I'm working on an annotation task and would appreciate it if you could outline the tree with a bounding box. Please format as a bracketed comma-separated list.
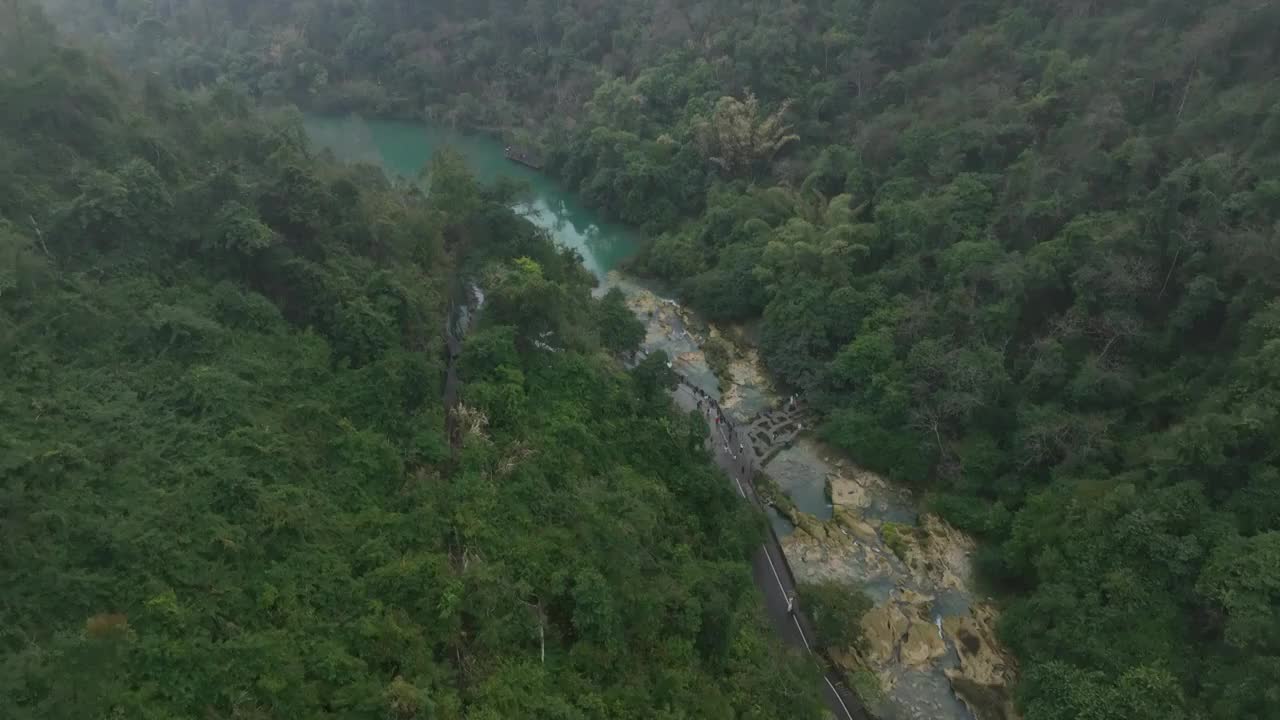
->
[696, 93, 799, 179]
[595, 286, 644, 356]
[1196, 532, 1280, 652]
[797, 580, 873, 654]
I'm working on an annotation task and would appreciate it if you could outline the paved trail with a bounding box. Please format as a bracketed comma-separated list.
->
[674, 382, 868, 720]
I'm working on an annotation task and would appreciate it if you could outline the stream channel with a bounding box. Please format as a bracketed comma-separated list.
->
[306, 113, 1013, 720]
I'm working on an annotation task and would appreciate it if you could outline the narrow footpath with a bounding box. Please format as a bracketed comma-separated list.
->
[442, 299, 464, 451]
[672, 379, 869, 720]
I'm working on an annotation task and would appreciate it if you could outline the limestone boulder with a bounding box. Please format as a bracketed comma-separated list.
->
[792, 510, 836, 543]
[828, 647, 861, 675]
[676, 350, 704, 368]
[942, 603, 1021, 720]
[834, 508, 879, 544]
[897, 588, 934, 607]
[901, 618, 948, 668]
[891, 513, 976, 593]
[859, 601, 910, 666]
[828, 473, 872, 510]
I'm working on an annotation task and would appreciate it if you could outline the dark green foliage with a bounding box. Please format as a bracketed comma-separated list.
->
[0, 12, 824, 720]
[702, 336, 734, 388]
[30, 0, 1280, 717]
[797, 581, 874, 654]
[595, 287, 645, 357]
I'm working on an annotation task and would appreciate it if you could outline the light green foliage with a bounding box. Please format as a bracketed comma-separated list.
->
[210, 200, 275, 255]
[848, 667, 886, 708]
[696, 93, 799, 178]
[1196, 532, 1280, 651]
[880, 522, 911, 562]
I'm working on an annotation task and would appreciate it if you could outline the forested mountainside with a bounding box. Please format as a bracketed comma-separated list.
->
[0, 7, 826, 718]
[30, 1, 1280, 718]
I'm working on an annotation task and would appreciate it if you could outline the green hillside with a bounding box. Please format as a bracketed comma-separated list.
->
[19, 0, 1280, 717]
[0, 7, 823, 718]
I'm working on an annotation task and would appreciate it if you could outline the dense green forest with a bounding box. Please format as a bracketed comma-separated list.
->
[25, 0, 1280, 718]
[0, 7, 828, 718]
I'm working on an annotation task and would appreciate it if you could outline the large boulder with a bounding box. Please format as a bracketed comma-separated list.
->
[859, 601, 911, 665]
[792, 509, 841, 544]
[943, 604, 1021, 720]
[885, 513, 976, 594]
[901, 618, 947, 668]
[828, 471, 873, 510]
[858, 589, 944, 668]
[834, 507, 879, 544]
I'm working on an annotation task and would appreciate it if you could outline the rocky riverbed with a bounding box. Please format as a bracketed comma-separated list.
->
[779, 457, 1019, 720]
[611, 275, 1019, 720]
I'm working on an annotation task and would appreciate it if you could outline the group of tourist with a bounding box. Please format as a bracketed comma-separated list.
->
[683, 380, 753, 477]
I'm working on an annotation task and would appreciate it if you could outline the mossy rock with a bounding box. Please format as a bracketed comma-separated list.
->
[755, 471, 797, 517]
[834, 508, 879, 544]
[847, 668, 886, 709]
[701, 336, 734, 384]
[881, 521, 915, 561]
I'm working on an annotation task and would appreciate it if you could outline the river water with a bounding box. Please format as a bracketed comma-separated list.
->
[304, 115, 640, 280]
[304, 114, 1004, 720]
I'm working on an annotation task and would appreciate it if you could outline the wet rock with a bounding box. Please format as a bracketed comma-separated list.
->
[902, 619, 947, 668]
[943, 605, 1021, 720]
[947, 675, 1018, 720]
[827, 467, 878, 510]
[828, 646, 861, 674]
[834, 508, 879, 544]
[860, 601, 911, 665]
[722, 345, 769, 409]
[676, 350, 704, 367]
[792, 510, 836, 543]
[720, 381, 748, 409]
[898, 588, 934, 606]
[916, 515, 977, 591]
[782, 527, 895, 585]
[885, 513, 976, 594]
[858, 588, 946, 671]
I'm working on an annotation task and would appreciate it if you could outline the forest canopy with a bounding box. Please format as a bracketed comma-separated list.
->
[0, 7, 825, 718]
[17, 0, 1280, 718]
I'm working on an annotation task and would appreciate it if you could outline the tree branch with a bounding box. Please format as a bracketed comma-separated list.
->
[1157, 244, 1182, 301]
[29, 215, 52, 258]
[1175, 58, 1197, 124]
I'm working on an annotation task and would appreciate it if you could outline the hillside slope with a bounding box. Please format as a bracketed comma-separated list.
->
[31, 1, 1280, 718]
[0, 8, 824, 718]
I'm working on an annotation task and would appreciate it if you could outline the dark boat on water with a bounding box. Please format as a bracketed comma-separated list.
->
[504, 145, 544, 171]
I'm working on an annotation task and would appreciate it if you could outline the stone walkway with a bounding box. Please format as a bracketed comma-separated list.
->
[744, 400, 810, 463]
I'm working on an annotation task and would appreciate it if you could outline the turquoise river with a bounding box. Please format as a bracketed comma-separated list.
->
[304, 114, 640, 280]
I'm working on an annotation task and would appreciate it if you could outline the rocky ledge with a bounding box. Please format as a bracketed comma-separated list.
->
[778, 456, 1020, 720]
